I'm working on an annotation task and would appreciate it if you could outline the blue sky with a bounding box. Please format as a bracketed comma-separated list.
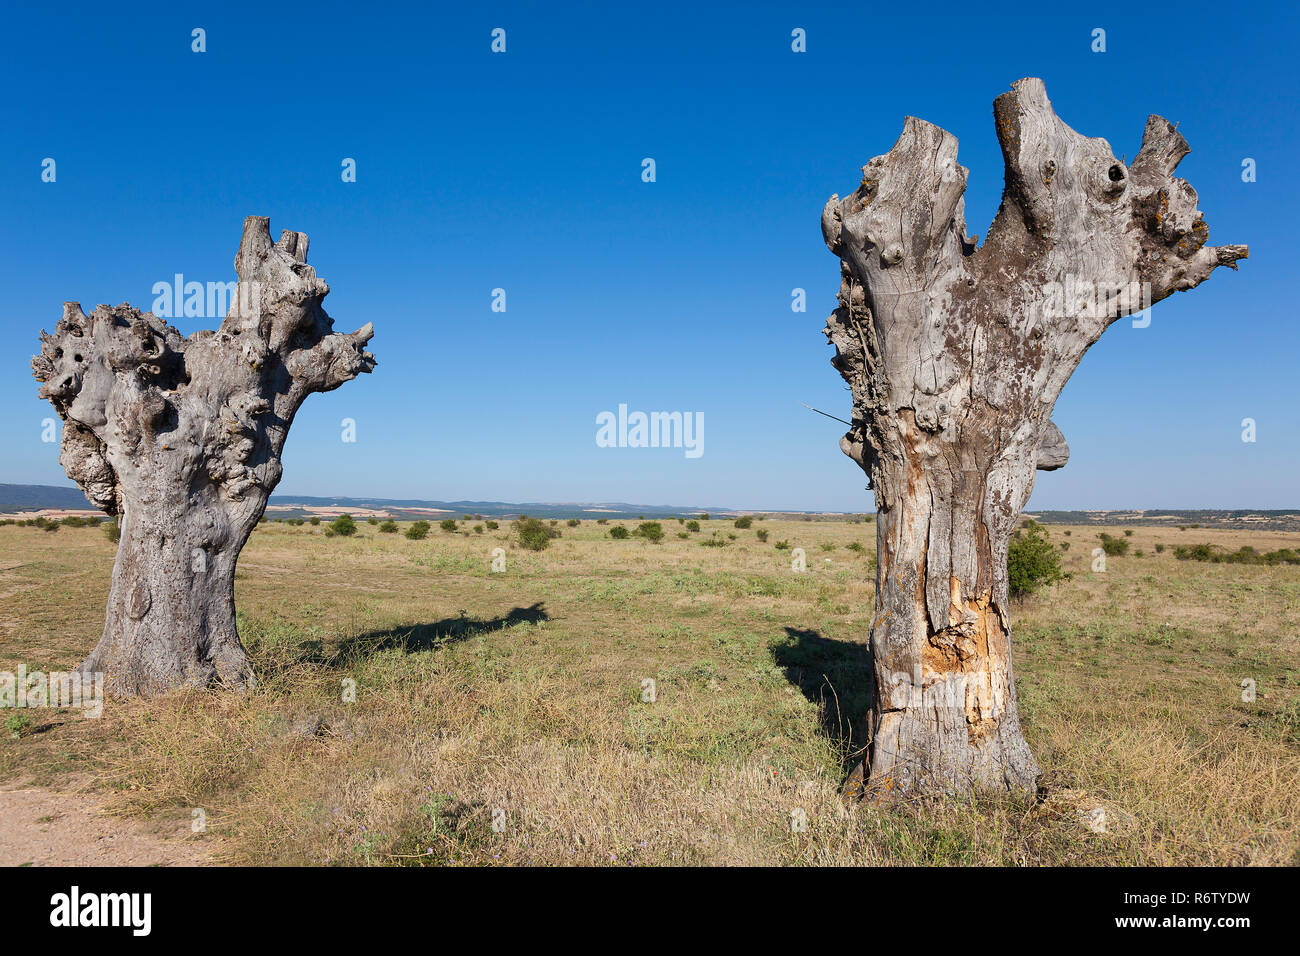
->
[2, 1, 1295, 511]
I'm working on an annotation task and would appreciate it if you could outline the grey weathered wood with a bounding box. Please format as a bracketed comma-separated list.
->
[32, 217, 376, 697]
[821, 79, 1246, 797]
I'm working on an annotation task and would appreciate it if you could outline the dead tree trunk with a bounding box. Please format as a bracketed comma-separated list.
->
[32, 217, 376, 697]
[820, 78, 1246, 798]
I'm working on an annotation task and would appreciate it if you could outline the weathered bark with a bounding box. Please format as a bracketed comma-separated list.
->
[822, 79, 1246, 798]
[32, 217, 376, 697]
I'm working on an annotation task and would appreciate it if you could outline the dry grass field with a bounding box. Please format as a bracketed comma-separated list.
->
[1, 515, 1297, 866]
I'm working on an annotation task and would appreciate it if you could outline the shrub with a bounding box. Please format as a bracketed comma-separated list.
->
[774, 540, 791, 551]
[700, 536, 728, 548]
[566, 518, 580, 527]
[405, 520, 431, 540]
[756, 530, 769, 543]
[633, 522, 664, 544]
[103, 519, 121, 544]
[677, 532, 689, 539]
[463, 515, 472, 521]
[7, 711, 31, 739]
[1123, 529, 1133, 537]
[821, 543, 835, 552]
[685, 520, 700, 532]
[734, 516, 753, 529]
[698, 513, 710, 521]
[310, 517, 321, 526]
[1098, 532, 1129, 556]
[1008, 520, 1067, 601]
[609, 526, 630, 539]
[378, 520, 399, 533]
[473, 524, 484, 534]
[1173, 543, 1300, 565]
[596, 518, 608, 525]
[367, 517, 379, 525]
[485, 520, 499, 530]
[440, 518, 458, 533]
[516, 517, 557, 551]
[1154, 543, 1165, 553]
[329, 514, 358, 536]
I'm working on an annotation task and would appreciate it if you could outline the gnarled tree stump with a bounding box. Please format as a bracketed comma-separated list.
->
[33, 217, 376, 697]
[821, 78, 1246, 797]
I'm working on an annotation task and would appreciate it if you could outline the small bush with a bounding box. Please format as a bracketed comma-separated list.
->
[633, 522, 664, 544]
[733, 516, 753, 529]
[485, 520, 499, 530]
[756, 530, 769, 543]
[310, 517, 321, 526]
[440, 518, 458, 533]
[566, 518, 580, 527]
[1155, 543, 1165, 553]
[677, 532, 689, 539]
[685, 520, 700, 532]
[774, 540, 790, 551]
[596, 518, 608, 525]
[1098, 532, 1129, 556]
[1123, 529, 1133, 537]
[103, 519, 121, 544]
[517, 517, 557, 551]
[1008, 520, 1067, 601]
[405, 520, 431, 540]
[846, 541, 865, 554]
[329, 514, 358, 537]
[473, 525, 484, 534]
[609, 526, 630, 539]
[7, 711, 31, 739]
[367, 517, 379, 525]
[378, 520, 399, 533]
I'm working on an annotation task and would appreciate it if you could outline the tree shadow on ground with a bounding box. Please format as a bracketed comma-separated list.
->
[303, 602, 550, 666]
[770, 626, 873, 772]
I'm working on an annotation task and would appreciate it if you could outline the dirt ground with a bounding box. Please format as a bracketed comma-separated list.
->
[0, 782, 214, 866]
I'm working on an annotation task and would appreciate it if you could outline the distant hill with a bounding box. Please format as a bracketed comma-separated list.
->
[264, 495, 739, 521]
[0, 484, 735, 522]
[0, 483, 97, 512]
[4, 484, 1296, 529]
[1024, 509, 1300, 532]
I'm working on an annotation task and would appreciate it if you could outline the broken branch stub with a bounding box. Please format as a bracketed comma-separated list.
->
[32, 217, 376, 697]
[821, 78, 1246, 798]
